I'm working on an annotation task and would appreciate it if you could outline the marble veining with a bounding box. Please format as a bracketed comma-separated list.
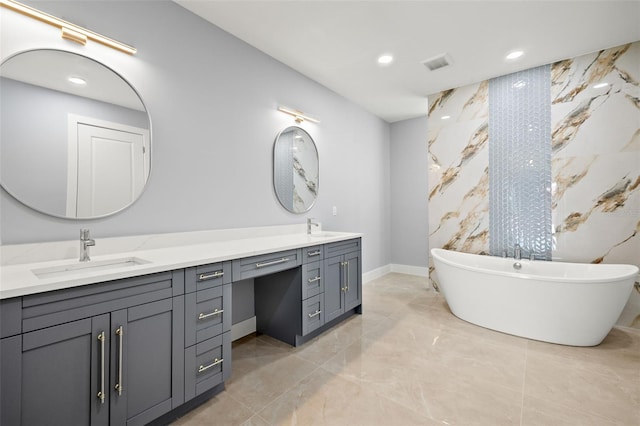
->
[428, 82, 490, 260]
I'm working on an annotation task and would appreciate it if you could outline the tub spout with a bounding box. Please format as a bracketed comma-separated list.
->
[514, 243, 522, 260]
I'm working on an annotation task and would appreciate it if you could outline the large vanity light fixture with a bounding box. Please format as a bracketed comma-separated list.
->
[277, 105, 320, 124]
[1, 0, 137, 55]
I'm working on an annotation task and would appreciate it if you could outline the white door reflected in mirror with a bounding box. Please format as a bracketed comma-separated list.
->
[68, 118, 149, 217]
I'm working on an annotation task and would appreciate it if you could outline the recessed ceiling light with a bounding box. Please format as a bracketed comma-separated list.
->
[68, 76, 86, 85]
[377, 54, 394, 65]
[506, 50, 524, 60]
[593, 82, 609, 89]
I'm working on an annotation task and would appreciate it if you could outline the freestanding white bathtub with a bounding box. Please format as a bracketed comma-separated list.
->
[430, 248, 639, 346]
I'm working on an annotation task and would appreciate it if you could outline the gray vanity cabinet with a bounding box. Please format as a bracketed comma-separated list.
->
[323, 239, 362, 323]
[0, 271, 185, 426]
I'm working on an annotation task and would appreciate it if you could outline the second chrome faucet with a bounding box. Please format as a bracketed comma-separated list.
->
[307, 218, 320, 235]
[80, 229, 95, 262]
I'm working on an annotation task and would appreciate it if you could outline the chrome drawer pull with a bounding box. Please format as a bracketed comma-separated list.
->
[307, 250, 321, 257]
[308, 310, 322, 318]
[255, 257, 289, 268]
[198, 309, 224, 320]
[198, 270, 224, 281]
[198, 358, 223, 373]
[307, 276, 321, 284]
[97, 331, 105, 404]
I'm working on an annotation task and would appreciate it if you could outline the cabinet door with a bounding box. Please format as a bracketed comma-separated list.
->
[344, 251, 362, 311]
[110, 298, 183, 426]
[323, 255, 345, 323]
[20, 315, 110, 426]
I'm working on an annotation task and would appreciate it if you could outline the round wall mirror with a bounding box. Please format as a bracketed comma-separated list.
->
[273, 126, 318, 213]
[0, 49, 151, 219]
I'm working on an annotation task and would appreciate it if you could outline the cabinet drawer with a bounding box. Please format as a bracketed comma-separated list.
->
[184, 331, 231, 401]
[302, 245, 323, 262]
[232, 249, 301, 280]
[302, 294, 324, 336]
[185, 261, 232, 293]
[302, 261, 323, 300]
[185, 284, 231, 347]
[325, 238, 361, 258]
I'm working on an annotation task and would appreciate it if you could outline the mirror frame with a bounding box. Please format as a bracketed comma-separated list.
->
[273, 125, 319, 214]
[0, 48, 152, 220]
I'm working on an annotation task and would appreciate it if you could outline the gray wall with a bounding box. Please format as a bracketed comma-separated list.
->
[390, 116, 429, 268]
[0, 0, 392, 273]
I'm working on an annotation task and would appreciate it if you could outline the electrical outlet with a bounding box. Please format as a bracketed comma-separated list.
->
[332, 206, 337, 216]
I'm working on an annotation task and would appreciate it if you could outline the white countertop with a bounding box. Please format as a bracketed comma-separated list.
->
[0, 227, 361, 299]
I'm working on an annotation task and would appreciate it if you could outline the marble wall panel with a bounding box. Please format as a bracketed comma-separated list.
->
[551, 42, 639, 328]
[428, 83, 489, 287]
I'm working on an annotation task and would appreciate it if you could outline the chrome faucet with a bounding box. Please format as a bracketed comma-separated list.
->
[514, 243, 522, 260]
[307, 218, 319, 235]
[80, 229, 95, 262]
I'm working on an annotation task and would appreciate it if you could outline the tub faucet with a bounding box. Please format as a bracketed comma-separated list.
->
[80, 229, 95, 262]
[307, 218, 319, 235]
[514, 243, 522, 260]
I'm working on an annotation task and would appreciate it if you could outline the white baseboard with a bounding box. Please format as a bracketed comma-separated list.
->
[390, 264, 429, 277]
[363, 264, 428, 283]
[231, 316, 256, 341]
[363, 265, 391, 283]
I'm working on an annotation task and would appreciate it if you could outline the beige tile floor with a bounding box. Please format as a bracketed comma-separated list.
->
[173, 273, 640, 426]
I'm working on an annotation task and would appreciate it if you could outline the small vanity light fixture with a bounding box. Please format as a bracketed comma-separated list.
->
[0, 0, 137, 55]
[277, 105, 320, 124]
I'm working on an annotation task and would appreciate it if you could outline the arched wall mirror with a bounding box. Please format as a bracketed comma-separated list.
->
[0, 49, 151, 219]
[273, 126, 318, 213]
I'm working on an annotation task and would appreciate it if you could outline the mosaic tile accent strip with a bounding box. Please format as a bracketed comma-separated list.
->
[488, 65, 553, 260]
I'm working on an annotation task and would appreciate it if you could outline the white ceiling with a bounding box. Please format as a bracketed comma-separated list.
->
[176, 0, 640, 123]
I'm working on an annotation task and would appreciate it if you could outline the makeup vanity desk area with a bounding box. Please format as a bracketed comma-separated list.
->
[0, 228, 362, 426]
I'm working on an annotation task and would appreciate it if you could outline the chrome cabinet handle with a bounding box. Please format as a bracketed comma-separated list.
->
[341, 261, 349, 292]
[255, 257, 289, 268]
[307, 276, 321, 284]
[198, 309, 224, 320]
[307, 250, 321, 257]
[308, 310, 322, 318]
[198, 270, 224, 281]
[97, 331, 105, 404]
[345, 260, 350, 292]
[198, 357, 223, 373]
[115, 326, 124, 396]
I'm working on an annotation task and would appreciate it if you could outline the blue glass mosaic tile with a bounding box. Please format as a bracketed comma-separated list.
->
[488, 65, 553, 260]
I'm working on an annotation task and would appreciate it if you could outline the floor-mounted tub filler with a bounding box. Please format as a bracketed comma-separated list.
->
[430, 248, 639, 346]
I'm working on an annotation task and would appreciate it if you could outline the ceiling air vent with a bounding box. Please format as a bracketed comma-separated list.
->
[422, 53, 453, 71]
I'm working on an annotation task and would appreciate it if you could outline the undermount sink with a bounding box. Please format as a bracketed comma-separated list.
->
[32, 257, 151, 279]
